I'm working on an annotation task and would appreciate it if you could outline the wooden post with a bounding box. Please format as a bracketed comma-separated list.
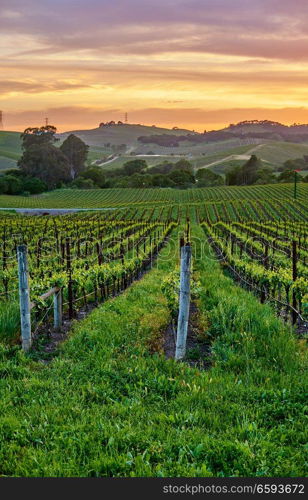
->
[66, 238, 74, 320]
[175, 244, 192, 360]
[17, 245, 32, 352]
[292, 240, 297, 325]
[53, 289, 62, 330]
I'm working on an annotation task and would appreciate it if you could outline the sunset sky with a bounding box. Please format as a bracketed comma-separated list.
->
[1, 0, 308, 132]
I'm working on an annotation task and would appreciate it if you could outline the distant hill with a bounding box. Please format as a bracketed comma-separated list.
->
[223, 120, 308, 139]
[2, 120, 308, 174]
[58, 123, 192, 147]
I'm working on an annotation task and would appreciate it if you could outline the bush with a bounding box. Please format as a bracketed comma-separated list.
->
[80, 166, 105, 187]
[71, 178, 96, 189]
[4, 175, 23, 195]
[23, 177, 47, 194]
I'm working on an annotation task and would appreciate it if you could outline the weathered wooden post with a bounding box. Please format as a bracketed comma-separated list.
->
[53, 289, 62, 330]
[66, 237, 74, 320]
[17, 245, 32, 352]
[175, 242, 192, 360]
[292, 240, 298, 325]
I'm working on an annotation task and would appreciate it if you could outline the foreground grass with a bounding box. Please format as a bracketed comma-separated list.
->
[0, 301, 20, 344]
[0, 227, 307, 477]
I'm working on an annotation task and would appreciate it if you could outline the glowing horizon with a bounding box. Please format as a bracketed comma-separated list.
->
[1, 0, 308, 133]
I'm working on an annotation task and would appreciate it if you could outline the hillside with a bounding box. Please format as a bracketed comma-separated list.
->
[58, 124, 192, 148]
[194, 141, 308, 173]
[0, 131, 21, 170]
[2, 121, 308, 175]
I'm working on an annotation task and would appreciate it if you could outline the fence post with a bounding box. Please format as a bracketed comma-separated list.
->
[53, 289, 62, 330]
[292, 240, 298, 325]
[17, 245, 32, 352]
[175, 243, 192, 360]
[66, 237, 74, 320]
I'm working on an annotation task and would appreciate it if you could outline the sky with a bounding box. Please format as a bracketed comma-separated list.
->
[1, 0, 308, 132]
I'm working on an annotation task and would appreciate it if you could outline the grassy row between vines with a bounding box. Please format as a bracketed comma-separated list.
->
[0, 226, 306, 476]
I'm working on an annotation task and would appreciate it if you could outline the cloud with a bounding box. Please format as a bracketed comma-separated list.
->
[1, 0, 308, 61]
[2, 0, 308, 132]
[0, 80, 96, 95]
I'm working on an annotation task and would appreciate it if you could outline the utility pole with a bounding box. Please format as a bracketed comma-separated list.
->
[45, 117, 49, 127]
[0, 111, 3, 130]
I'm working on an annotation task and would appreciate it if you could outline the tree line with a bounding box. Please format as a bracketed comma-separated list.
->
[0, 126, 307, 195]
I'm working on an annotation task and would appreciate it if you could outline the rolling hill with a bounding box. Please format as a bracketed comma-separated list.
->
[0, 131, 21, 170]
[2, 121, 308, 175]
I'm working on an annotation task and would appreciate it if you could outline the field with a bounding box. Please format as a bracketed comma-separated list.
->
[0, 183, 307, 209]
[3, 127, 308, 176]
[0, 183, 307, 477]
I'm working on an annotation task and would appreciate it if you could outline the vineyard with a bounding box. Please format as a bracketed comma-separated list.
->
[0, 183, 307, 477]
[202, 221, 307, 323]
[0, 182, 307, 209]
[0, 213, 175, 346]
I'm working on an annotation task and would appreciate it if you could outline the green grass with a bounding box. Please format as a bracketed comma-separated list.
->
[193, 141, 308, 173]
[193, 144, 256, 168]
[254, 142, 308, 168]
[0, 226, 306, 476]
[0, 157, 18, 170]
[0, 131, 21, 156]
[0, 301, 20, 344]
[92, 154, 188, 171]
[59, 124, 192, 149]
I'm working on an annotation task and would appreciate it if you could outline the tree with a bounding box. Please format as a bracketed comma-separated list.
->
[3, 175, 23, 194]
[71, 178, 95, 189]
[22, 177, 47, 194]
[168, 169, 195, 187]
[152, 174, 175, 187]
[172, 159, 193, 173]
[280, 158, 306, 172]
[148, 162, 173, 175]
[128, 173, 153, 188]
[18, 144, 71, 189]
[0, 177, 8, 194]
[225, 156, 263, 185]
[80, 166, 105, 188]
[60, 134, 89, 179]
[3, 169, 24, 177]
[254, 166, 276, 184]
[278, 170, 303, 183]
[196, 168, 224, 186]
[241, 155, 263, 185]
[20, 125, 58, 149]
[123, 159, 147, 176]
[225, 166, 242, 185]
